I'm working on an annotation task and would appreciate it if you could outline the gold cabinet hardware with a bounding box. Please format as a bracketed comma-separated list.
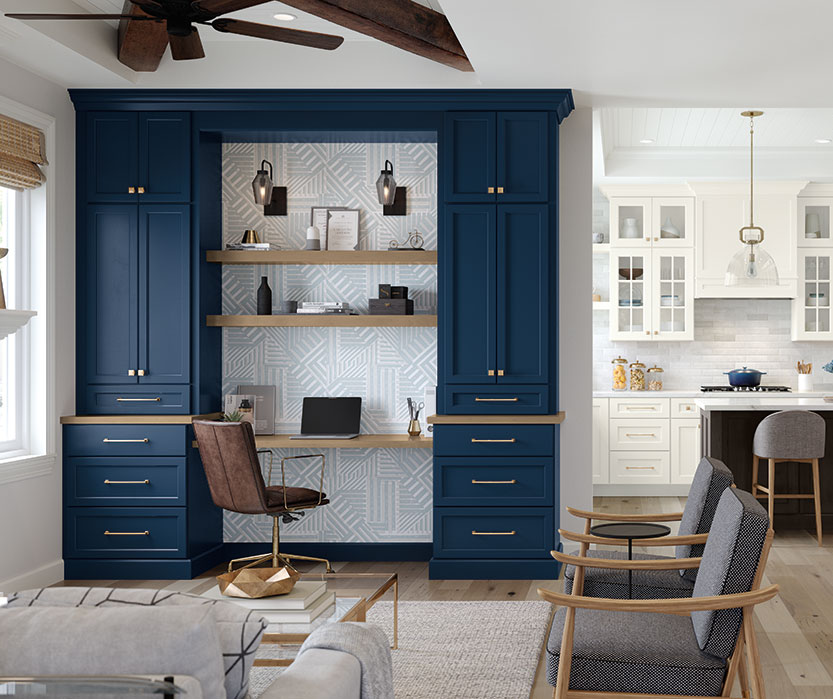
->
[625, 466, 656, 470]
[497, 186, 504, 193]
[488, 369, 495, 376]
[487, 186, 495, 194]
[128, 186, 136, 194]
[104, 479, 150, 485]
[645, 331, 650, 335]
[625, 432, 657, 437]
[475, 397, 519, 402]
[116, 397, 161, 402]
[685, 405, 692, 411]
[138, 186, 145, 194]
[472, 530, 516, 536]
[128, 369, 136, 376]
[654, 330, 659, 335]
[624, 406, 656, 411]
[104, 530, 149, 536]
[497, 369, 505, 376]
[137, 369, 146, 376]
[654, 237, 659, 241]
[103, 438, 149, 443]
[471, 479, 516, 484]
[471, 438, 516, 443]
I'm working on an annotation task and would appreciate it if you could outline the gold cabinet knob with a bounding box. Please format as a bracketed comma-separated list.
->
[137, 369, 146, 376]
[137, 186, 145, 194]
[497, 186, 505, 194]
[487, 186, 495, 194]
[488, 369, 495, 376]
[645, 331, 650, 335]
[128, 369, 135, 376]
[497, 369, 505, 376]
[654, 236, 659, 241]
[128, 187, 135, 194]
[654, 330, 659, 335]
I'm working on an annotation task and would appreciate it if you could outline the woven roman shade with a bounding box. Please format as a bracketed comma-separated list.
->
[0, 113, 47, 190]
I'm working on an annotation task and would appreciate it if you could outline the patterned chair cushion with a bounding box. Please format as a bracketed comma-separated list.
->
[6, 587, 267, 699]
[691, 488, 769, 659]
[676, 457, 734, 582]
[563, 550, 694, 599]
[546, 607, 727, 696]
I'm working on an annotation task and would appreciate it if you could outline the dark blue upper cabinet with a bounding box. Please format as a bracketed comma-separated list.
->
[139, 113, 191, 203]
[138, 205, 191, 384]
[84, 205, 139, 384]
[85, 112, 190, 204]
[86, 113, 139, 203]
[497, 205, 549, 383]
[497, 113, 548, 203]
[442, 205, 496, 384]
[444, 113, 496, 203]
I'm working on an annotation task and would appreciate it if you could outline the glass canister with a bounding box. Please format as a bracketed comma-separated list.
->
[647, 365, 664, 391]
[629, 360, 646, 391]
[611, 356, 628, 391]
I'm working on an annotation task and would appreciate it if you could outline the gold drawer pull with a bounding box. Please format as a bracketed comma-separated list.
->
[104, 479, 150, 485]
[475, 397, 519, 402]
[625, 432, 657, 437]
[102, 438, 149, 443]
[488, 186, 495, 194]
[137, 186, 145, 194]
[624, 406, 657, 411]
[472, 479, 517, 484]
[104, 530, 149, 536]
[488, 369, 495, 376]
[625, 466, 656, 470]
[116, 397, 161, 402]
[472, 530, 516, 536]
[497, 186, 504, 194]
[128, 186, 135, 194]
[471, 438, 516, 443]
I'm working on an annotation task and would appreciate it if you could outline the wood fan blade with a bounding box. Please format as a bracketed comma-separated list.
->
[169, 29, 206, 61]
[193, 1, 271, 14]
[210, 18, 343, 50]
[118, 0, 168, 72]
[5, 13, 158, 20]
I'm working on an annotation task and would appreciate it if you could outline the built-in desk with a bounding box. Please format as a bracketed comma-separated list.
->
[254, 434, 433, 449]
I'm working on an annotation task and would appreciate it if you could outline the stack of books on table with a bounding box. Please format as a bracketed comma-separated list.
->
[202, 580, 335, 626]
[296, 302, 353, 315]
[225, 242, 279, 251]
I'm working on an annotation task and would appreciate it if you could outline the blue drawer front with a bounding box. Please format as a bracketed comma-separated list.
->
[434, 457, 553, 507]
[65, 507, 187, 558]
[444, 386, 548, 415]
[434, 507, 553, 559]
[433, 424, 554, 457]
[64, 425, 186, 457]
[84, 385, 190, 415]
[65, 457, 186, 506]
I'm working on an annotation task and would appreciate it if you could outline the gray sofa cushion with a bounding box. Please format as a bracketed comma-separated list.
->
[257, 648, 362, 699]
[0, 606, 226, 699]
[691, 488, 769, 659]
[563, 550, 694, 599]
[676, 457, 734, 581]
[547, 606, 726, 696]
[7, 587, 266, 699]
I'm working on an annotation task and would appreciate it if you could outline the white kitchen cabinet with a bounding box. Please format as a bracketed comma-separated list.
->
[671, 398, 698, 417]
[609, 451, 670, 485]
[610, 397, 670, 418]
[671, 418, 701, 484]
[592, 398, 609, 485]
[609, 418, 670, 451]
[607, 193, 694, 248]
[792, 250, 833, 340]
[690, 181, 806, 299]
[798, 196, 833, 248]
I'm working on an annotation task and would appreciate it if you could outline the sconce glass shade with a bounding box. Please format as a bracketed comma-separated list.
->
[376, 159, 397, 206]
[725, 242, 780, 287]
[252, 160, 274, 205]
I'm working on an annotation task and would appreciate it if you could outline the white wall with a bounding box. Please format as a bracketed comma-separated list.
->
[559, 108, 594, 533]
[0, 57, 74, 591]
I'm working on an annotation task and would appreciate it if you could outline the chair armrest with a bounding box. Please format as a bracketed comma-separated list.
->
[552, 550, 701, 571]
[559, 528, 708, 548]
[566, 506, 684, 522]
[537, 584, 779, 613]
[276, 453, 326, 511]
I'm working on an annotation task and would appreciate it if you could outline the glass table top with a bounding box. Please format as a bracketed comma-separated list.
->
[0, 677, 182, 696]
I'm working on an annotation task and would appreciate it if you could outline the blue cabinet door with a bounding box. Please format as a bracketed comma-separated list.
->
[84, 205, 139, 385]
[139, 113, 191, 203]
[138, 205, 190, 384]
[444, 112, 496, 203]
[85, 113, 138, 203]
[442, 205, 496, 385]
[497, 205, 549, 384]
[496, 113, 549, 203]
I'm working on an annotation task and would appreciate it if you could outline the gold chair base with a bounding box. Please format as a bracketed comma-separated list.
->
[227, 551, 333, 575]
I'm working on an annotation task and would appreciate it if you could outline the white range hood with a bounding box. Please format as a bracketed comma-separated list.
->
[0, 309, 36, 341]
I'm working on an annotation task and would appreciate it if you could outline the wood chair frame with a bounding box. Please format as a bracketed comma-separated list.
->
[540, 529, 776, 699]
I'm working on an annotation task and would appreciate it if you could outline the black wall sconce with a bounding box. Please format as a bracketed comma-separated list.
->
[376, 159, 406, 216]
[251, 159, 287, 216]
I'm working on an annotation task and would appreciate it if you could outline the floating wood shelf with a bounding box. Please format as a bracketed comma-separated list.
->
[427, 413, 566, 424]
[207, 314, 437, 328]
[254, 434, 433, 449]
[207, 250, 437, 265]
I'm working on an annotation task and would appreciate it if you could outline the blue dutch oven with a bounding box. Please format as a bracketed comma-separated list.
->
[724, 367, 766, 387]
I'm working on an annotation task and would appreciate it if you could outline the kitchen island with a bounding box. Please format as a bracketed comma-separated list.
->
[697, 396, 833, 530]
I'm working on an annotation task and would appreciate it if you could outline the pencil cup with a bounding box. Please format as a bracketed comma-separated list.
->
[798, 374, 814, 393]
[407, 419, 422, 437]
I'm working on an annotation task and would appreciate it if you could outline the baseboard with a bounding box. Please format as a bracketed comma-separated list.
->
[429, 558, 560, 580]
[0, 558, 64, 593]
[224, 542, 433, 562]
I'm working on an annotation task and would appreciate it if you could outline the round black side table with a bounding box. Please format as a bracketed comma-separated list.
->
[588, 522, 671, 599]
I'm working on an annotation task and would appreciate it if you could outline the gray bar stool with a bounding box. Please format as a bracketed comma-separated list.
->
[752, 409, 825, 545]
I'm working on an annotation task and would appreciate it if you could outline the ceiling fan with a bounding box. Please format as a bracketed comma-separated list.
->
[5, 1, 345, 62]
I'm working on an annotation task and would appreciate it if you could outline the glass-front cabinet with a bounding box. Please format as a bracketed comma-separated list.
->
[798, 197, 833, 247]
[609, 196, 694, 248]
[793, 250, 833, 340]
[610, 249, 694, 341]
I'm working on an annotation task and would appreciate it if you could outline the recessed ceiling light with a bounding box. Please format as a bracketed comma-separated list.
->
[273, 13, 296, 21]
[639, 138, 655, 144]
[815, 138, 832, 144]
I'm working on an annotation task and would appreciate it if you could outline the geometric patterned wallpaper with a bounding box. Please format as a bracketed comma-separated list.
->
[221, 142, 437, 543]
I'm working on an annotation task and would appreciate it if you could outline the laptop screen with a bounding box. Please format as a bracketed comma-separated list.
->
[300, 397, 362, 435]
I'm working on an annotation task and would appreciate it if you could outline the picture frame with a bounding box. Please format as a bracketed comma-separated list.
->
[325, 208, 360, 251]
[310, 206, 347, 251]
[237, 384, 276, 435]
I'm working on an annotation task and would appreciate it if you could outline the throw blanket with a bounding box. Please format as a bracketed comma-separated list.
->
[298, 622, 393, 699]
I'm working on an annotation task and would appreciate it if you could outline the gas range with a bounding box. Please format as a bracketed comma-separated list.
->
[700, 386, 792, 393]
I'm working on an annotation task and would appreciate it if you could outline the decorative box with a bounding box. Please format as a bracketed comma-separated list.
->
[390, 286, 408, 299]
[369, 299, 414, 315]
[378, 284, 392, 299]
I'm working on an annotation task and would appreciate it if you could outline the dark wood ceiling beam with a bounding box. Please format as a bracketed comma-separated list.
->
[278, 0, 473, 71]
[118, 0, 169, 72]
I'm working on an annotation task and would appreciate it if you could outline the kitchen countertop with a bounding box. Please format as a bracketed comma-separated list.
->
[695, 396, 833, 412]
[593, 389, 833, 398]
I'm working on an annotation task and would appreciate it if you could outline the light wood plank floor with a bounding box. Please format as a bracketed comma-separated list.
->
[57, 496, 833, 698]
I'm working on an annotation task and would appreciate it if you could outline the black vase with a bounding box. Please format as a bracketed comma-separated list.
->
[257, 276, 272, 315]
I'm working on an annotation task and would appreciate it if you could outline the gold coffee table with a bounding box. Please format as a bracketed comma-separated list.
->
[254, 571, 398, 668]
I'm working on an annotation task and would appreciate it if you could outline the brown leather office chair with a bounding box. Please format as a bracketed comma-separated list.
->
[193, 420, 332, 573]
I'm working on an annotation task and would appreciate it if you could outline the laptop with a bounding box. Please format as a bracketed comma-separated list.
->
[289, 397, 362, 440]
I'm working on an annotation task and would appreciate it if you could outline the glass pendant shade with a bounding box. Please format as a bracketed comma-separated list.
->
[376, 159, 397, 206]
[725, 242, 780, 287]
[252, 160, 274, 205]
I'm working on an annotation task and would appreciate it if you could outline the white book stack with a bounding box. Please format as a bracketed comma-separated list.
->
[225, 242, 279, 251]
[296, 301, 352, 315]
[202, 580, 335, 625]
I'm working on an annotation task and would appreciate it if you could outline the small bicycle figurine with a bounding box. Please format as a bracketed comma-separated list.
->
[388, 230, 425, 251]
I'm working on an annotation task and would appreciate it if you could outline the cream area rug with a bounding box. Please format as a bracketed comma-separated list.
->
[249, 600, 552, 698]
